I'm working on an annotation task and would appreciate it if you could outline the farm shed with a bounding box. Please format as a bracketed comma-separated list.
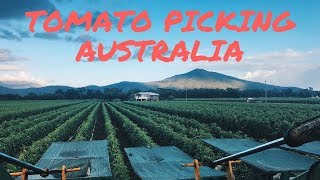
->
[134, 92, 159, 101]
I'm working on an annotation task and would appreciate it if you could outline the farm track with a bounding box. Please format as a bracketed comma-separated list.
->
[72, 102, 101, 141]
[92, 103, 107, 140]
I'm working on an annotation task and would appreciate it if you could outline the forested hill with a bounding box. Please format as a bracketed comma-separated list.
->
[147, 69, 289, 90]
[0, 69, 300, 96]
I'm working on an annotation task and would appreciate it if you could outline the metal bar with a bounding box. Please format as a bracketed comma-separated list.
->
[212, 138, 285, 166]
[0, 152, 47, 175]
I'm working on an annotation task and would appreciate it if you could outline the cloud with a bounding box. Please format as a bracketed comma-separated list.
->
[73, 34, 97, 42]
[34, 32, 61, 40]
[0, 22, 32, 41]
[55, 0, 72, 3]
[0, 9, 135, 42]
[0, 64, 21, 71]
[130, 46, 172, 61]
[66, 34, 98, 43]
[131, 46, 153, 60]
[17, 30, 31, 38]
[0, 49, 29, 62]
[177, 48, 320, 89]
[240, 48, 320, 88]
[0, 0, 56, 19]
[0, 49, 47, 88]
[245, 49, 320, 61]
[241, 64, 320, 89]
[0, 28, 22, 41]
[243, 70, 276, 80]
[67, 11, 135, 33]
[92, 11, 135, 27]
[0, 71, 47, 88]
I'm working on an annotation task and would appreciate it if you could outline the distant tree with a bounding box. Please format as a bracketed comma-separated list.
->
[92, 90, 104, 99]
[168, 95, 175, 100]
[0, 94, 22, 100]
[55, 89, 65, 99]
[65, 89, 80, 99]
[156, 88, 178, 100]
[104, 88, 123, 100]
[127, 89, 140, 100]
[297, 89, 312, 98]
[77, 88, 87, 99]
[268, 88, 281, 97]
[25, 93, 39, 100]
[281, 88, 293, 97]
[39, 93, 57, 100]
[226, 88, 240, 98]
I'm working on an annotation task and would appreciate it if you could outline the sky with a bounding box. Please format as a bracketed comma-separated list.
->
[0, 0, 319, 89]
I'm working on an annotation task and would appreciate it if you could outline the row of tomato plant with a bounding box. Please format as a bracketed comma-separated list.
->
[105, 102, 156, 147]
[116, 102, 259, 178]
[101, 103, 131, 179]
[109, 102, 222, 166]
[18, 102, 97, 164]
[118, 102, 244, 139]
[0, 101, 93, 138]
[126, 101, 320, 140]
[0, 100, 87, 122]
[0, 100, 76, 114]
[73, 102, 101, 141]
[0, 102, 92, 157]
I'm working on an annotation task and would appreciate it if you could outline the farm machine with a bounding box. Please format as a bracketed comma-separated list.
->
[0, 116, 319, 180]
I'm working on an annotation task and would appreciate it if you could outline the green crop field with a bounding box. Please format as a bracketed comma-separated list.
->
[0, 100, 319, 179]
[174, 97, 320, 104]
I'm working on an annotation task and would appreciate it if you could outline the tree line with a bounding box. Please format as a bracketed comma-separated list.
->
[0, 87, 319, 100]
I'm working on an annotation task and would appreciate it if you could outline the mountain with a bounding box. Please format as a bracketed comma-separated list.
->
[0, 69, 299, 95]
[146, 69, 285, 90]
[0, 86, 73, 96]
[103, 81, 154, 92]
